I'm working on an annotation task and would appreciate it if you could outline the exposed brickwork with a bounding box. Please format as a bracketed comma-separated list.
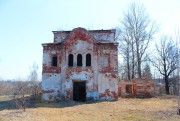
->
[42, 27, 119, 101]
[118, 79, 156, 97]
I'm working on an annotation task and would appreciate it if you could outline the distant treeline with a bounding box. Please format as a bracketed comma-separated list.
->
[0, 80, 41, 96]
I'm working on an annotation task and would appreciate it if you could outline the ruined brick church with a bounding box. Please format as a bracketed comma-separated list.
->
[42, 27, 119, 101]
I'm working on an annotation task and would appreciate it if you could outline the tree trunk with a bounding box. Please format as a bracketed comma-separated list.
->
[136, 40, 142, 78]
[131, 42, 135, 79]
[165, 76, 170, 95]
[131, 60, 135, 79]
[137, 58, 142, 78]
[126, 44, 130, 80]
[127, 56, 130, 80]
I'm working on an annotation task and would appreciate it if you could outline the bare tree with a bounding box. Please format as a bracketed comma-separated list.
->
[175, 29, 180, 115]
[28, 63, 39, 95]
[13, 81, 29, 111]
[118, 2, 157, 79]
[152, 36, 179, 94]
[119, 39, 131, 80]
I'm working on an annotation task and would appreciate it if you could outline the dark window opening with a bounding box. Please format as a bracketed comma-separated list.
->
[68, 54, 73, 67]
[77, 54, 82, 66]
[86, 53, 91, 66]
[52, 56, 57, 67]
[126, 84, 132, 94]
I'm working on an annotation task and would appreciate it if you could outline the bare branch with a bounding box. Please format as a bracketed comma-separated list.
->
[118, 1, 157, 79]
[152, 35, 179, 94]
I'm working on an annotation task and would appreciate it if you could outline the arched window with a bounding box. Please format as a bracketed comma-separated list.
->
[77, 54, 82, 66]
[68, 54, 73, 67]
[86, 53, 91, 66]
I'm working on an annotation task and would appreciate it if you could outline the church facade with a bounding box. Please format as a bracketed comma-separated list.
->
[41, 27, 119, 101]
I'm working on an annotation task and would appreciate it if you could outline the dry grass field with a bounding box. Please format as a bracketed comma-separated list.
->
[0, 95, 180, 121]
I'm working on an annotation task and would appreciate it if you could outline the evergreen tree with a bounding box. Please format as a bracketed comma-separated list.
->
[142, 63, 152, 79]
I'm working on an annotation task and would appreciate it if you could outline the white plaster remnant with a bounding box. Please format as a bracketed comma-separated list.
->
[43, 52, 51, 65]
[75, 40, 92, 51]
[42, 73, 61, 101]
[89, 33, 115, 42]
[70, 72, 88, 80]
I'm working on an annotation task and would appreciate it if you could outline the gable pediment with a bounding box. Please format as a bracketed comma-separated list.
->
[63, 27, 95, 45]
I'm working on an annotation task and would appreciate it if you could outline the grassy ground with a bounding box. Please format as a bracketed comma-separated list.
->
[0, 95, 13, 101]
[0, 95, 180, 121]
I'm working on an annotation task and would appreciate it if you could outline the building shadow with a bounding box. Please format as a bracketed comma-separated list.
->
[32, 98, 110, 109]
[0, 99, 16, 111]
[0, 96, 114, 111]
[0, 96, 36, 111]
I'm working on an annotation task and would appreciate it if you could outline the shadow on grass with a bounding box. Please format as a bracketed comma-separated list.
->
[0, 99, 15, 111]
[0, 95, 114, 110]
[35, 99, 109, 109]
[32, 94, 116, 108]
[0, 96, 36, 111]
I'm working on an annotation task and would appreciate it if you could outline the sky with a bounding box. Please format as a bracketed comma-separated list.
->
[0, 0, 180, 80]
